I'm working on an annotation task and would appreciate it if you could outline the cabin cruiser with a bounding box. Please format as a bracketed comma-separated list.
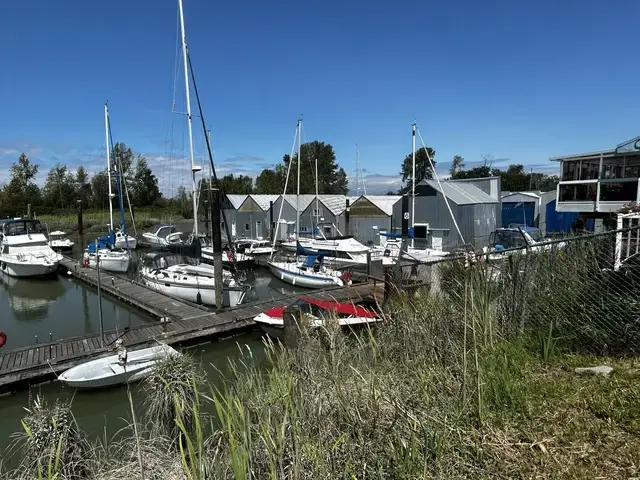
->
[142, 224, 184, 246]
[282, 233, 380, 267]
[200, 237, 255, 270]
[268, 242, 350, 289]
[482, 226, 566, 261]
[236, 238, 275, 256]
[140, 251, 248, 307]
[48, 230, 74, 252]
[0, 218, 62, 277]
[254, 297, 381, 338]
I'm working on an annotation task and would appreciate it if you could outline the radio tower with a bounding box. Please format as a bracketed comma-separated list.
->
[354, 143, 366, 195]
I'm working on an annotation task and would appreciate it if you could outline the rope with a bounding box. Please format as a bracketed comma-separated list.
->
[416, 127, 466, 248]
[270, 122, 299, 259]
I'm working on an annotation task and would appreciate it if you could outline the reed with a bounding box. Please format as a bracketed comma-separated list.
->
[3, 234, 640, 478]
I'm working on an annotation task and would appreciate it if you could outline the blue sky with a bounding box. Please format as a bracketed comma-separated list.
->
[1, 0, 638, 195]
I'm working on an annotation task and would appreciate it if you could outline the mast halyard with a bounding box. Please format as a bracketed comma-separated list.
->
[178, 0, 200, 237]
[295, 118, 301, 241]
[104, 103, 114, 232]
[411, 122, 416, 247]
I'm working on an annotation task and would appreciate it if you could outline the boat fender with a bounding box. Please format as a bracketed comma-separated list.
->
[226, 251, 234, 261]
[0, 331, 6, 348]
[341, 271, 352, 285]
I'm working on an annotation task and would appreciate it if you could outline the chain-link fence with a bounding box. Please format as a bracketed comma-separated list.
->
[384, 226, 640, 356]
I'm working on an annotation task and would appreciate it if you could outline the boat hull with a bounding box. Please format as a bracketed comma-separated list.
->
[58, 345, 179, 389]
[254, 314, 380, 339]
[89, 254, 131, 273]
[142, 276, 247, 307]
[268, 262, 342, 289]
[115, 236, 137, 249]
[0, 258, 59, 278]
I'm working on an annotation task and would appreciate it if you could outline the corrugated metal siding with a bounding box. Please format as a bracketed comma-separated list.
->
[351, 217, 393, 245]
[450, 177, 501, 201]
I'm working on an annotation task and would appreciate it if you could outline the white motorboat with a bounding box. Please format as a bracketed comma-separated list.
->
[114, 229, 137, 249]
[254, 297, 380, 338]
[236, 238, 275, 256]
[374, 236, 450, 264]
[140, 251, 248, 307]
[85, 248, 131, 273]
[58, 343, 180, 389]
[268, 252, 348, 289]
[48, 230, 74, 252]
[201, 247, 255, 270]
[0, 219, 62, 277]
[142, 224, 183, 246]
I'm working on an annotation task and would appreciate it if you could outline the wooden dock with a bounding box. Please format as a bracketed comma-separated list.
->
[0, 256, 383, 394]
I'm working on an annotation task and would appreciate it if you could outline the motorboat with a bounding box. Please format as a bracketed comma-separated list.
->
[236, 238, 275, 256]
[374, 236, 450, 264]
[253, 297, 381, 338]
[268, 243, 349, 289]
[85, 246, 131, 273]
[200, 237, 256, 270]
[482, 226, 567, 261]
[0, 218, 62, 277]
[58, 343, 180, 389]
[114, 228, 137, 249]
[48, 230, 74, 252]
[142, 224, 184, 247]
[140, 251, 249, 307]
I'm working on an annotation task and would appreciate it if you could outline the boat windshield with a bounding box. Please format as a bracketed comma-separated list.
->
[146, 253, 197, 269]
[4, 220, 43, 236]
[290, 299, 327, 317]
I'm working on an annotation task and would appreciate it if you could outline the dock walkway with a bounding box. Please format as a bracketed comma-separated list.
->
[0, 257, 382, 394]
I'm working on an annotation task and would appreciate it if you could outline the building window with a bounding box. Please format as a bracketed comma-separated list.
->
[271, 221, 276, 229]
[561, 161, 580, 181]
[602, 158, 625, 180]
[300, 226, 308, 232]
[323, 226, 332, 234]
[244, 223, 250, 231]
[313, 209, 320, 217]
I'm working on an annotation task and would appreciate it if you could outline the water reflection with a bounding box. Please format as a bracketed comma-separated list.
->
[1, 274, 67, 321]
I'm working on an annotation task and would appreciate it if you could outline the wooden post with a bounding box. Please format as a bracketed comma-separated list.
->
[269, 200, 274, 242]
[77, 199, 83, 235]
[283, 305, 301, 348]
[27, 203, 32, 219]
[397, 194, 409, 265]
[345, 199, 350, 236]
[204, 200, 210, 238]
[366, 249, 371, 277]
[211, 188, 223, 309]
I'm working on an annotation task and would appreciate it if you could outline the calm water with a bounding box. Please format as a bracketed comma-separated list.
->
[0, 332, 267, 467]
[0, 234, 309, 464]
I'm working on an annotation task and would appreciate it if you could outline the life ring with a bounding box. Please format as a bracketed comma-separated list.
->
[340, 271, 352, 284]
[226, 251, 234, 261]
[0, 331, 6, 348]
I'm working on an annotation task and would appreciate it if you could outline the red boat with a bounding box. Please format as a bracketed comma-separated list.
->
[253, 297, 381, 338]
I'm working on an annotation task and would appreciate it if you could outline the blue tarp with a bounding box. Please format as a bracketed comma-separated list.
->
[87, 231, 115, 253]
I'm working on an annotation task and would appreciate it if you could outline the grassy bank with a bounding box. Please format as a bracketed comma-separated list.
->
[3, 236, 640, 478]
[35, 209, 188, 234]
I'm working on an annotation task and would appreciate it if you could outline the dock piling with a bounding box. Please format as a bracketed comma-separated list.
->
[345, 199, 350, 236]
[211, 188, 223, 310]
[77, 199, 83, 235]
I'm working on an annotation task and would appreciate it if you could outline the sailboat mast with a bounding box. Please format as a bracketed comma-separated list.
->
[411, 122, 416, 240]
[296, 118, 301, 239]
[178, 0, 199, 237]
[315, 158, 319, 227]
[104, 103, 114, 231]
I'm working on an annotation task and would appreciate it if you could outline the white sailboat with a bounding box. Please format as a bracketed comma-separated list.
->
[0, 218, 62, 277]
[140, 0, 248, 307]
[268, 119, 347, 288]
[85, 104, 132, 274]
[59, 343, 180, 389]
[142, 224, 184, 246]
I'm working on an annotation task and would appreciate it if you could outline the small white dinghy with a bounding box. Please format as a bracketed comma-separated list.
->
[58, 343, 180, 389]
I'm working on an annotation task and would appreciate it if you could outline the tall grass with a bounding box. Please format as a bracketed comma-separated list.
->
[3, 233, 640, 478]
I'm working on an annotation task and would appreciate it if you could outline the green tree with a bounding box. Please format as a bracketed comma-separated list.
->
[3, 153, 41, 213]
[254, 168, 281, 194]
[398, 146, 436, 194]
[90, 171, 109, 209]
[451, 165, 495, 180]
[499, 164, 531, 191]
[216, 174, 254, 194]
[75, 166, 92, 207]
[42, 164, 75, 208]
[174, 186, 191, 218]
[280, 141, 348, 194]
[111, 142, 134, 178]
[449, 155, 465, 177]
[131, 156, 161, 206]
